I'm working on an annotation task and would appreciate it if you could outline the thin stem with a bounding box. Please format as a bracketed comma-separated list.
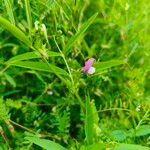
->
[0, 127, 10, 149]
[31, 46, 68, 85]
[9, 119, 61, 140]
[136, 108, 150, 129]
[53, 36, 74, 85]
[0, 65, 10, 74]
[53, 37, 86, 111]
[74, 91, 85, 111]
[97, 108, 131, 113]
[25, 0, 32, 38]
[9, 119, 37, 134]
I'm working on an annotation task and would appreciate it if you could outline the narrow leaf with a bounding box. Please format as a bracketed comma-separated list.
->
[4, 73, 16, 87]
[82, 143, 150, 150]
[26, 136, 67, 150]
[63, 12, 98, 54]
[24, 0, 32, 36]
[114, 143, 150, 150]
[8, 61, 68, 76]
[85, 96, 94, 145]
[80, 143, 106, 150]
[93, 60, 125, 75]
[4, 0, 15, 24]
[0, 16, 31, 46]
[6, 51, 61, 64]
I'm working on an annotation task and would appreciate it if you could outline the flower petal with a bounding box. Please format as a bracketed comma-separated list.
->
[83, 58, 95, 71]
[87, 67, 96, 74]
[85, 58, 95, 66]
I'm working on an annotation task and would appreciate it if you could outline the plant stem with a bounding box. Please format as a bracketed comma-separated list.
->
[53, 36, 74, 86]
[136, 108, 150, 129]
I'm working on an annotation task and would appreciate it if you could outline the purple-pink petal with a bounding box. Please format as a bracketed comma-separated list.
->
[81, 58, 95, 73]
[85, 58, 95, 66]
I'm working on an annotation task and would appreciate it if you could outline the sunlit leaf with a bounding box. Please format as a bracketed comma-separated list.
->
[26, 136, 67, 150]
[4, 73, 16, 87]
[85, 96, 94, 145]
[93, 60, 125, 75]
[8, 61, 69, 76]
[110, 130, 127, 142]
[4, 0, 15, 24]
[114, 143, 150, 150]
[6, 51, 61, 64]
[0, 16, 31, 46]
[80, 143, 106, 150]
[136, 125, 150, 137]
[63, 12, 98, 54]
[25, 0, 32, 35]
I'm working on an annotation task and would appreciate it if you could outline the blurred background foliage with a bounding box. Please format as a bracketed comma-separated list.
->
[0, 0, 150, 149]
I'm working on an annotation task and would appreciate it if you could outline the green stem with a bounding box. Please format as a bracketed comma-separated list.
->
[31, 46, 68, 85]
[74, 90, 85, 111]
[53, 36, 74, 86]
[136, 108, 150, 129]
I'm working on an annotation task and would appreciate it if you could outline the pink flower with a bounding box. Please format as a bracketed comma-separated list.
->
[81, 58, 96, 74]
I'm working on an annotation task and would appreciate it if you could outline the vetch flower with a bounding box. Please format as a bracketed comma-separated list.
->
[81, 58, 96, 74]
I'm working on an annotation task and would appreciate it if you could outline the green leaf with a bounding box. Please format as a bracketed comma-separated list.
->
[24, 0, 32, 36]
[8, 61, 68, 76]
[136, 125, 150, 137]
[90, 100, 101, 138]
[4, 0, 15, 24]
[4, 73, 16, 88]
[1, 90, 20, 97]
[91, 100, 99, 124]
[110, 130, 127, 142]
[80, 143, 106, 150]
[26, 136, 67, 150]
[0, 16, 31, 47]
[93, 60, 125, 75]
[85, 96, 94, 145]
[113, 143, 150, 150]
[63, 12, 98, 54]
[6, 51, 61, 64]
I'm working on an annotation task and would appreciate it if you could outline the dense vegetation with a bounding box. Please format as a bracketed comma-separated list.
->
[0, 0, 150, 149]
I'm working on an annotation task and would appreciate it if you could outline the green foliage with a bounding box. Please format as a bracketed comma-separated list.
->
[113, 143, 150, 150]
[85, 96, 94, 145]
[7, 61, 69, 76]
[24, 0, 32, 36]
[80, 143, 150, 150]
[5, 51, 60, 64]
[0, 16, 31, 46]
[0, 99, 9, 121]
[135, 125, 150, 137]
[4, 0, 15, 24]
[0, 0, 149, 149]
[94, 59, 126, 75]
[25, 133, 67, 150]
[63, 12, 98, 54]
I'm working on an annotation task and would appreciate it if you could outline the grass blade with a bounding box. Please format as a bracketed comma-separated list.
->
[26, 136, 67, 150]
[24, 0, 32, 37]
[0, 16, 31, 47]
[8, 61, 69, 76]
[93, 60, 126, 75]
[85, 96, 94, 145]
[4, 0, 15, 24]
[4, 73, 16, 87]
[6, 51, 61, 64]
[114, 143, 150, 150]
[63, 12, 98, 54]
